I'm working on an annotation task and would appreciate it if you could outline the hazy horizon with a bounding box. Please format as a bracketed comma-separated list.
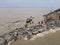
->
[0, 8, 58, 25]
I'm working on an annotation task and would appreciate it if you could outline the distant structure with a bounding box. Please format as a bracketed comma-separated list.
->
[43, 8, 60, 22]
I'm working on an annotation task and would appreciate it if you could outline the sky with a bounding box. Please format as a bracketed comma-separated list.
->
[0, 0, 60, 8]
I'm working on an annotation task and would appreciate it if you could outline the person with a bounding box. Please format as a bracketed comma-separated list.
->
[41, 21, 44, 24]
[25, 23, 28, 28]
[38, 21, 40, 25]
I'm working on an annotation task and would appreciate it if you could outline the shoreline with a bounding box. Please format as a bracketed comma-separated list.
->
[23, 27, 60, 40]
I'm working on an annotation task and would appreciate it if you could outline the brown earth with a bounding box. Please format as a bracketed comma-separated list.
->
[11, 30, 60, 45]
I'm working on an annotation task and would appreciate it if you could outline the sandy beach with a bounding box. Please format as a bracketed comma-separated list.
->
[10, 29, 60, 45]
[0, 8, 60, 45]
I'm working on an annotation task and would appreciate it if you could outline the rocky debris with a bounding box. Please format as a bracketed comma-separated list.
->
[1, 13, 60, 45]
[55, 20, 60, 27]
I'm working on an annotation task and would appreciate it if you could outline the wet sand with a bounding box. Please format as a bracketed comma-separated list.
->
[11, 30, 60, 45]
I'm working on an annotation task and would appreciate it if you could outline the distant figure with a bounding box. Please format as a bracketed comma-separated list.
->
[41, 21, 44, 24]
[26, 16, 33, 23]
[38, 21, 40, 25]
[25, 23, 28, 28]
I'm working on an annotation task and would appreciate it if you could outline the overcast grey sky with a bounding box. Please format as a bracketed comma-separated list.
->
[0, 0, 60, 8]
